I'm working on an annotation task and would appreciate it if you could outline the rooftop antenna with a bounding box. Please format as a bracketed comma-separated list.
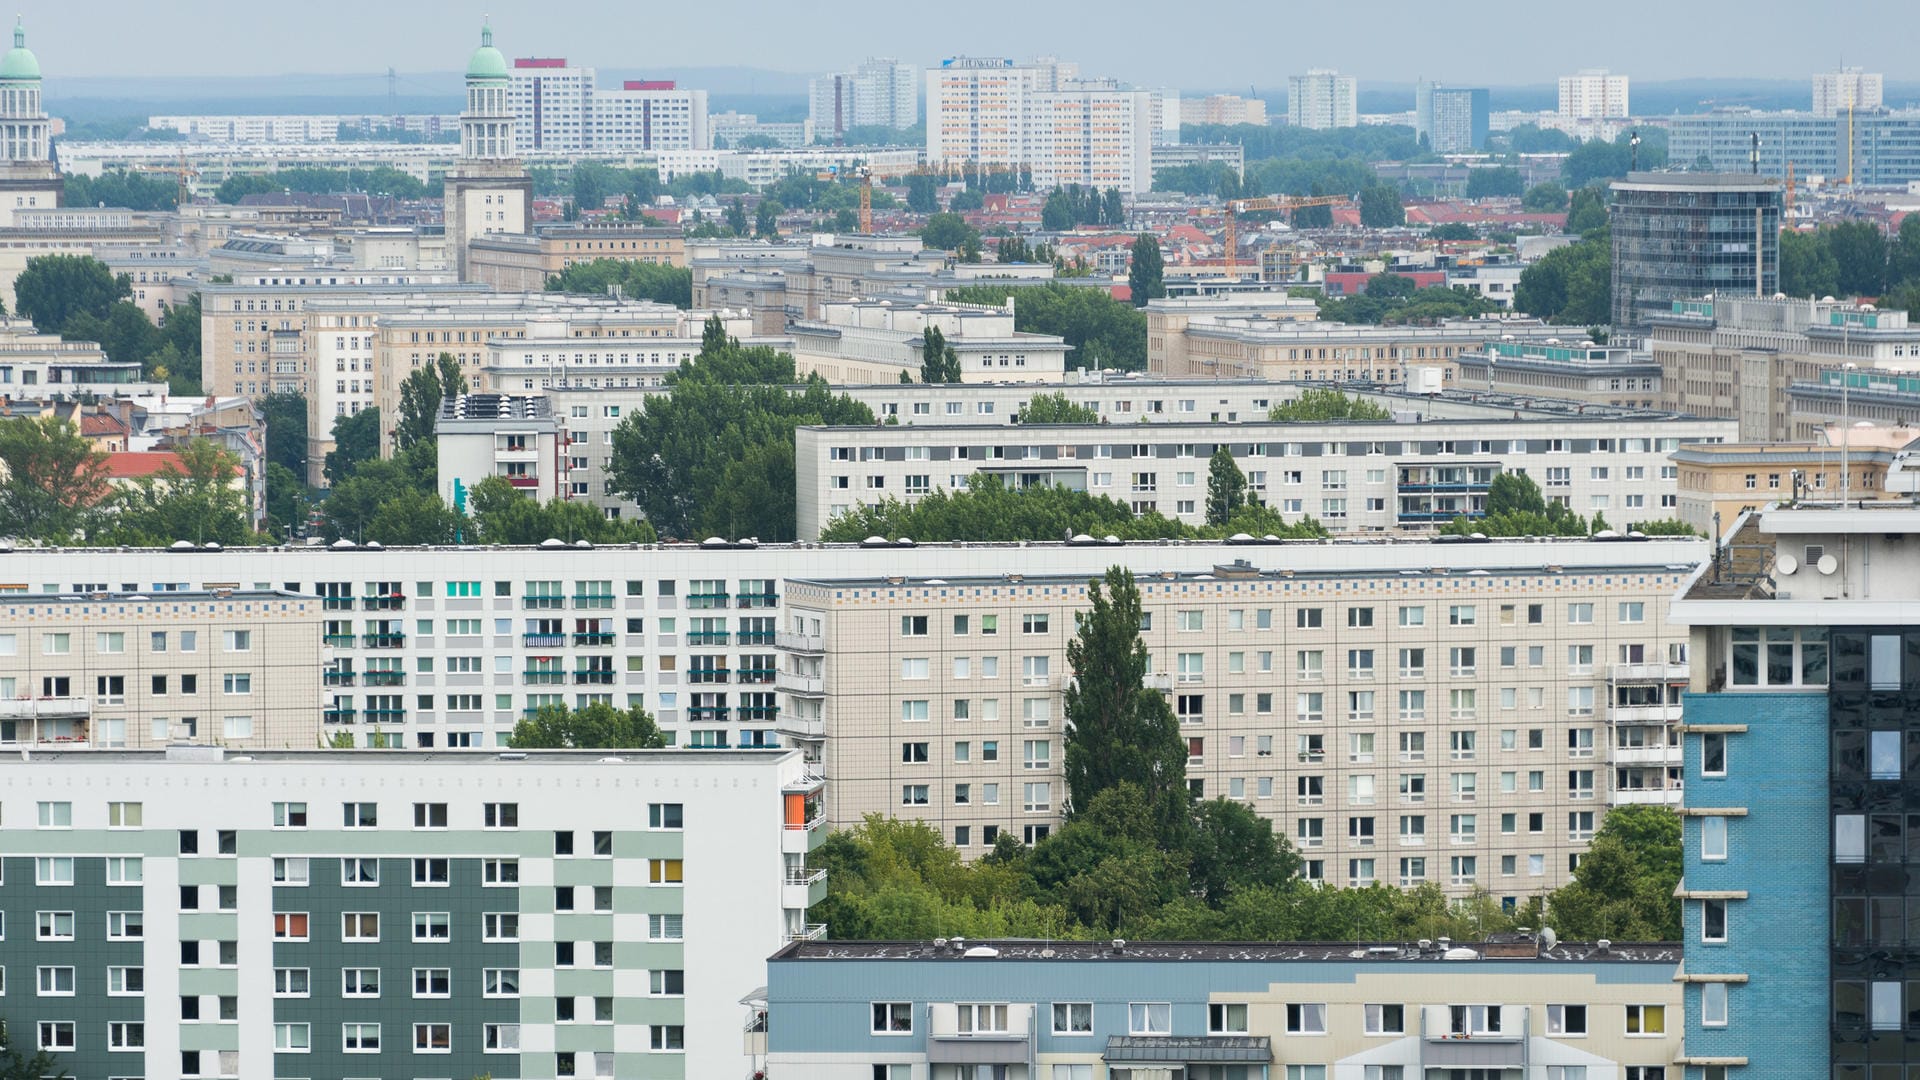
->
[1748, 131, 1760, 175]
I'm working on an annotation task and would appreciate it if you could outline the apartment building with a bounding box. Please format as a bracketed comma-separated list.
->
[1671, 430, 1908, 534]
[0, 591, 322, 751]
[1647, 295, 1920, 441]
[793, 410, 1735, 540]
[790, 298, 1071, 383]
[504, 57, 710, 154]
[466, 222, 686, 291]
[1559, 69, 1630, 121]
[781, 537, 1703, 901]
[0, 317, 159, 399]
[1452, 339, 1664, 409]
[1287, 69, 1358, 130]
[1666, 505, 1920, 1077]
[1415, 83, 1490, 153]
[926, 57, 1157, 192]
[437, 394, 565, 504]
[1813, 68, 1883, 117]
[1181, 93, 1268, 128]
[0, 746, 824, 1080]
[809, 58, 918, 142]
[763, 936, 1682, 1080]
[1610, 173, 1783, 335]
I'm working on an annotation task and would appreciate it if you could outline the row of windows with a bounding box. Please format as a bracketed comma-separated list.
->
[273, 1020, 683, 1055]
[870, 1000, 1654, 1037]
[902, 602, 1648, 638]
[0, 628, 244, 654]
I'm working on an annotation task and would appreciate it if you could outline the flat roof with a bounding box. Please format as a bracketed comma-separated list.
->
[8, 747, 799, 766]
[772, 939, 1679, 963]
[0, 588, 303, 604]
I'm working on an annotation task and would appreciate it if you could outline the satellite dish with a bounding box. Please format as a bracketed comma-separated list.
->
[1540, 927, 1558, 950]
[1776, 553, 1799, 575]
[1818, 554, 1839, 575]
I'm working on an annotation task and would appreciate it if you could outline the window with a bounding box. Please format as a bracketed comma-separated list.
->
[1546, 1004, 1586, 1035]
[413, 857, 450, 886]
[107, 966, 143, 995]
[1364, 1003, 1404, 1035]
[1129, 1002, 1172, 1035]
[414, 1022, 452, 1053]
[342, 967, 380, 996]
[108, 1021, 144, 1051]
[274, 968, 310, 997]
[1450, 1005, 1502, 1035]
[1209, 1002, 1249, 1034]
[1703, 899, 1728, 942]
[484, 802, 518, 828]
[651, 859, 683, 885]
[484, 968, 520, 997]
[1702, 816, 1728, 861]
[957, 1003, 1010, 1033]
[484, 913, 520, 941]
[107, 801, 142, 828]
[273, 912, 310, 941]
[341, 857, 379, 885]
[36, 857, 73, 886]
[36, 965, 74, 995]
[648, 913, 683, 941]
[342, 1023, 381, 1053]
[343, 801, 378, 828]
[872, 1002, 913, 1034]
[1701, 981, 1729, 1027]
[107, 911, 142, 940]
[1702, 732, 1727, 776]
[1286, 1002, 1328, 1035]
[37, 801, 70, 828]
[413, 911, 450, 941]
[36, 1021, 74, 1051]
[485, 1023, 521, 1052]
[1053, 1002, 1093, 1034]
[1624, 1004, 1665, 1035]
[414, 967, 451, 997]
[413, 802, 448, 828]
[342, 912, 379, 941]
[35, 910, 72, 940]
[651, 1025, 685, 1051]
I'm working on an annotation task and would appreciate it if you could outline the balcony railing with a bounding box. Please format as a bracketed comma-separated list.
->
[784, 866, 828, 886]
[738, 706, 782, 721]
[777, 631, 825, 653]
[323, 634, 356, 648]
[736, 667, 777, 684]
[322, 597, 356, 611]
[685, 592, 730, 609]
[523, 633, 566, 647]
[735, 592, 779, 609]
[523, 596, 566, 609]
[572, 671, 615, 685]
[687, 706, 731, 721]
[361, 633, 405, 648]
[362, 671, 406, 687]
[786, 923, 828, 942]
[322, 708, 356, 724]
[688, 669, 732, 684]
[776, 671, 825, 695]
[323, 671, 356, 687]
[737, 631, 777, 646]
[361, 595, 405, 611]
[572, 632, 615, 647]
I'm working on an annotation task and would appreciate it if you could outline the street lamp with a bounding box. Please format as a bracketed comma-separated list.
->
[1842, 362, 1858, 507]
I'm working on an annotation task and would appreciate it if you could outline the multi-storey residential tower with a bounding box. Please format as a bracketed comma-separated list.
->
[1287, 70, 1358, 130]
[809, 58, 918, 142]
[1416, 83, 1490, 153]
[925, 57, 1156, 192]
[1814, 68, 1883, 117]
[1559, 69, 1631, 121]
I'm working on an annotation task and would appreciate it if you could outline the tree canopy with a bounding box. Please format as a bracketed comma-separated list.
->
[919, 325, 962, 384]
[944, 283, 1147, 372]
[1206, 447, 1247, 525]
[1128, 234, 1166, 305]
[1465, 167, 1524, 199]
[1269, 388, 1393, 422]
[1540, 805, 1681, 940]
[1514, 236, 1610, 325]
[466, 475, 656, 545]
[508, 701, 667, 750]
[1018, 391, 1100, 425]
[13, 254, 128, 333]
[546, 258, 692, 308]
[1358, 184, 1406, 228]
[1064, 568, 1190, 830]
[394, 353, 468, 453]
[0, 415, 114, 541]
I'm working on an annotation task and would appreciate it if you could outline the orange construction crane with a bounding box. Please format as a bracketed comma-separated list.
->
[1222, 194, 1348, 279]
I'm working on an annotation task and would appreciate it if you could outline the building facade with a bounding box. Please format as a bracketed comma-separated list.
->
[505, 58, 710, 154]
[763, 936, 1684, 1080]
[0, 747, 824, 1080]
[809, 58, 918, 142]
[1559, 70, 1630, 122]
[1452, 340, 1663, 410]
[925, 57, 1157, 193]
[788, 298, 1071, 384]
[0, 18, 60, 228]
[1609, 174, 1782, 336]
[1287, 70, 1358, 130]
[1416, 84, 1490, 153]
[466, 222, 686, 292]
[1181, 94, 1269, 128]
[1813, 69, 1883, 117]
[445, 23, 533, 283]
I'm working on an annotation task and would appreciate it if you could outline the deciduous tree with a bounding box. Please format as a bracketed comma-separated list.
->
[919, 325, 962, 384]
[0, 416, 111, 541]
[508, 701, 667, 749]
[1062, 567, 1189, 832]
[1205, 447, 1247, 525]
[1127, 234, 1165, 305]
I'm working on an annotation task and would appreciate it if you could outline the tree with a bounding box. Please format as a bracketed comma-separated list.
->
[157, 292, 204, 394]
[264, 461, 308, 536]
[102, 438, 258, 546]
[1428, 222, 1475, 241]
[1464, 167, 1524, 199]
[0, 416, 111, 541]
[1358, 184, 1406, 228]
[1514, 237, 1610, 324]
[921, 212, 979, 254]
[944, 283, 1148, 371]
[1780, 228, 1840, 299]
[323, 408, 381, 486]
[1888, 213, 1920, 288]
[1019, 391, 1100, 424]
[1823, 221, 1889, 297]
[1187, 797, 1300, 905]
[905, 174, 940, 214]
[12, 254, 128, 333]
[1269, 388, 1393, 422]
[0, 1025, 71, 1080]
[395, 354, 467, 452]
[919, 325, 962, 384]
[1365, 273, 1418, 300]
[363, 487, 465, 545]
[724, 198, 749, 237]
[754, 198, 783, 240]
[508, 701, 667, 749]
[65, 169, 178, 211]
[1522, 181, 1569, 212]
[1127, 234, 1165, 306]
[547, 258, 693, 308]
[1486, 471, 1548, 516]
[466, 475, 655, 545]
[259, 391, 309, 478]
[1545, 805, 1681, 940]
[1205, 447, 1246, 525]
[1565, 186, 1609, 233]
[1062, 567, 1189, 832]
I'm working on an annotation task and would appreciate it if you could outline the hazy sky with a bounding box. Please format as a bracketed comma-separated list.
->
[22, 0, 1919, 88]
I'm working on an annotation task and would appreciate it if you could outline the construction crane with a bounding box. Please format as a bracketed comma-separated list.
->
[131, 151, 200, 207]
[1222, 194, 1348, 279]
[816, 160, 954, 234]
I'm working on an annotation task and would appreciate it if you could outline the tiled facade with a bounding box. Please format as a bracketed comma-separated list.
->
[0, 748, 823, 1080]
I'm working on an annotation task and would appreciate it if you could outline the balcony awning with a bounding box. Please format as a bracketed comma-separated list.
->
[1103, 1035, 1273, 1064]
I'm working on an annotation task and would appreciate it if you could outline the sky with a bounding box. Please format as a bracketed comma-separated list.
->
[21, 0, 1920, 89]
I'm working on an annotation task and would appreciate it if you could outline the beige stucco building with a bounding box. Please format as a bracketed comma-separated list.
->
[468, 222, 686, 292]
[1671, 424, 1913, 533]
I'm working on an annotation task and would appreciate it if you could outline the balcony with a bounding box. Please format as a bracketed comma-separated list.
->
[322, 708, 356, 724]
[737, 667, 777, 684]
[929, 1003, 1035, 1066]
[323, 634, 356, 648]
[322, 597, 355, 611]
[572, 632, 614, 647]
[362, 708, 407, 722]
[505, 475, 540, 489]
[1613, 744, 1683, 766]
[1023, 674, 1053, 688]
[739, 706, 782, 721]
[735, 591, 779, 609]
[686, 631, 730, 646]
[688, 669, 732, 684]
[523, 705, 563, 718]
[571, 594, 614, 609]
[685, 592, 730, 610]
[737, 630, 778, 646]
[1610, 703, 1684, 724]
[322, 671, 356, 687]
[0, 696, 91, 720]
[523, 670, 568, 685]
[1144, 673, 1174, 691]
[1420, 1006, 1526, 1072]
[523, 596, 565, 610]
[784, 922, 828, 942]
[572, 671, 615, 685]
[782, 865, 829, 909]
[783, 814, 826, 854]
[362, 671, 406, 687]
[688, 706, 731, 721]
[523, 633, 566, 648]
[1612, 787, 1684, 806]
[360, 595, 405, 611]
[361, 633, 405, 649]
[776, 631, 824, 653]
[776, 670, 824, 696]
[1609, 662, 1689, 683]
[776, 712, 825, 740]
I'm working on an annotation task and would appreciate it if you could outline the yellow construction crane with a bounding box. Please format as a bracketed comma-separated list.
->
[131, 151, 200, 207]
[1222, 194, 1349, 279]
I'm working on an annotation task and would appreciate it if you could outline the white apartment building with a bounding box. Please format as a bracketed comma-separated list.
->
[808, 58, 918, 142]
[0, 747, 824, 1080]
[788, 298, 1071, 384]
[1557, 69, 1630, 121]
[437, 394, 565, 505]
[1287, 69, 1358, 130]
[780, 536, 1703, 897]
[793, 411, 1735, 540]
[505, 58, 711, 154]
[1181, 93, 1269, 128]
[925, 56, 1157, 192]
[0, 590, 322, 751]
[1814, 68, 1883, 117]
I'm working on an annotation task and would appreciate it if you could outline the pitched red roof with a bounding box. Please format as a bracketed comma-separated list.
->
[103, 451, 241, 480]
[79, 413, 128, 438]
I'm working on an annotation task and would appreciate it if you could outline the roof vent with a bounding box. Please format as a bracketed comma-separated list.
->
[1596, 938, 1611, 953]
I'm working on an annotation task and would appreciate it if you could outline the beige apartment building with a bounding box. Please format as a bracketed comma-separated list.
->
[0, 590, 323, 751]
[778, 538, 1701, 901]
[1671, 427, 1911, 533]
[467, 222, 687, 292]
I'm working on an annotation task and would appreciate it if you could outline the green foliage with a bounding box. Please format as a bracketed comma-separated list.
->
[259, 391, 309, 478]
[607, 334, 873, 540]
[1358, 184, 1406, 228]
[1041, 185, 1124, 231]
[906, 174, 940, 214]
[724, 198, 749, 237]
[1019, 391, 1100, 424]
[99, 438, 258, 546]
[1487, 471, 1547, 516]
[1825, 221, 1889, 297]
[323, 407, 382, 487]
[1780, 228, 1840, 298]
[1152, 161, 1242, 198]
[1439, 475, 1590, 537]
[12, 254, 129, 333]
[1565, 187, 1610, 234]
[264, 461, 308, 536]
[0, 1023, 71, 1080]
[508, 701, 666, 750]
[1630, 518, 1699, 536]
[1522, 181, 1569, 212]
[1205, 447, 1246, 525]
[1562, 129, 1667, 187]
[1183, 122, 1421, 168]
[1889, 214, 1920, 288]
[817, 474, 1327, 544]
[919, 325, 962, 384]
[546, 258, 692, 308]
[996, 236, 1058, 265]
[0, 416, 113, 541]
[1465, 167, 1524, 199]
[156, 292, 203, 395]
[1127, 234, 1166, 305]
[1515, 237, 1611, 324]
[567, 162, 663, 213]
[1315, 280, 1499, 326]
[949, 188, 985, 212]
[834, 123, 926, 147]
[1500, 124, 1578, 154]
[1781, 221, 1906, 299]
[921, 212, 981, 256]
[215, 166, 428, 204]
[754, 198, 783, 240]
[62, 301, 161, 379]
[1063, 568, 1190, 830]
[466, 475, 656, 545]
[65, 169, 178, 211]
[394, 354, 467, 453]
[943, 283, 1147, 371]
[1269, 388, 1393, 422]
[1545, 805, 1681, 940]
[1428, 222, 1476, 241]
